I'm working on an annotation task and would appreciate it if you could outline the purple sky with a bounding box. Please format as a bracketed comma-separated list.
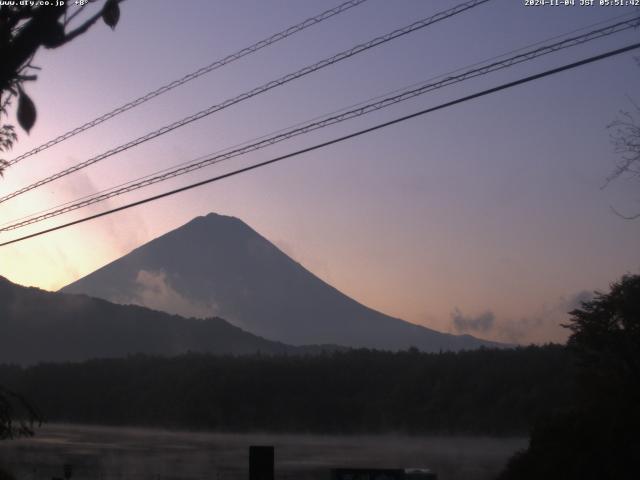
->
[1, 0, 639, 344]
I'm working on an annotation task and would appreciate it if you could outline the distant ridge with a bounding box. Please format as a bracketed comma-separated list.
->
[62, 213, 504, 352]
[0, 276, 337, 365]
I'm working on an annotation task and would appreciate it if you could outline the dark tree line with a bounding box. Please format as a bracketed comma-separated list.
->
[0, 345, 574, 435]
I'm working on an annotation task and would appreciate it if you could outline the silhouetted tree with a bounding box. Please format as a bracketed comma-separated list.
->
[498, 274, 640, 480]
[566, 273, 640, 404]
[605, 59, 640, 219]
[0, 0, 123, 175]
[0, 385, 40, 439]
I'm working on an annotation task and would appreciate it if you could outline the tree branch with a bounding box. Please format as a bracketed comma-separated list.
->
[64, 4, 87, 27]
[61, 7, 104, 44]
[62, 0, 125, 44]
[610, 205, 640, 220]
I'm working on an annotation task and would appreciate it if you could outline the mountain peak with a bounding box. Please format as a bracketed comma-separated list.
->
[62, 214, 505, 352]
[182, 212, 249, 232]
[203, 212, 239, 222]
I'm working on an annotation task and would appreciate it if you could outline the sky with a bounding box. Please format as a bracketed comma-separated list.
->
[0, 0, 639, 345]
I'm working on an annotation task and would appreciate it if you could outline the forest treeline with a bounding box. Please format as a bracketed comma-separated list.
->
[0, 345, 575, 435]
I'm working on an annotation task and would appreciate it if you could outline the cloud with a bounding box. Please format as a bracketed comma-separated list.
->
[128, 269, 217, 319]
[58, 169, 148, 254]
[497, 316, 545, 344]
[564, 290, 594, 311]
[504, 290, 595, 343]
[449, 289, 596, 344]
[451, 307, 495, 333]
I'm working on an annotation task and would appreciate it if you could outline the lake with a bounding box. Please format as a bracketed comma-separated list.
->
[0, 424, 527, 480]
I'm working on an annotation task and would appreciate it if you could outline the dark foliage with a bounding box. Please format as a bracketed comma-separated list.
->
[0, 385, 40, 440]
[566, 273, 640, 404]
[497, 408, 640, 480]
[0, 345, 573, 435]
[0, 466, 14, 480]
[498, 274, 640, 479]
[0, 0, 123, 172]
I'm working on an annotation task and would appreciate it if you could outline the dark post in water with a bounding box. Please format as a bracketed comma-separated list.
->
[249, 445, 274, 480]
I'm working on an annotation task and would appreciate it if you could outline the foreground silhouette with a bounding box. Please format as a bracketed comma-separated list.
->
[498, 274, 640, 479]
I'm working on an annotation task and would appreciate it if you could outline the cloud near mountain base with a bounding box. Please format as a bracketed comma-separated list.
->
[124, 269, 218, 320]
[450, 290, 595, 345]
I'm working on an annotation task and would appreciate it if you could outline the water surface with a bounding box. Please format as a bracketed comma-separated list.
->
[0, 424, 527, 480]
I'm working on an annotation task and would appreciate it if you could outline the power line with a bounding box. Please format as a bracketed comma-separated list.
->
[2, 15, 637, 233]
[8, 9, 633, 231]
[18, 4, 631, 234]
[0, 0, 491, 205]
[5, 0, 371, 167]
[2, 41, 638, 248]
[4, 9, 636, 231]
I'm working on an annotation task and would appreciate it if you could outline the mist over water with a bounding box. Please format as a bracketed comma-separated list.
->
[0, 424, 526, 480]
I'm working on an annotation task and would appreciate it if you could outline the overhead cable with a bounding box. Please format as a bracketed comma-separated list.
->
[2, 41, 638, 247]
[2, 15, 637, 233]
[0, 0, 491, 205]
[6, 0, 371, 167]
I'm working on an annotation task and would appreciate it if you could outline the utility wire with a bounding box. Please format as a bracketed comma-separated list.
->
[19, 2, 631, 231]
[4, 9, 636, 230]
[4, 7, 636, 232]
[0, 0, 491, 205]
[6, 0, 370, 167]
[2, 41, 638, 248]
[2, 15, 637, 233]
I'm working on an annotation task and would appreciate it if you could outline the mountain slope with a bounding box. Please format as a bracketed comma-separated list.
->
[0, 276, 316, 365]
[62, 213, 503, 351]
